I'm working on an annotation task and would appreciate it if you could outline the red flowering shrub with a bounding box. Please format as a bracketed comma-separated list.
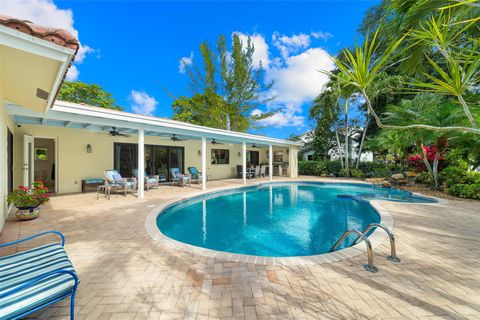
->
[407, 146, 444, 172]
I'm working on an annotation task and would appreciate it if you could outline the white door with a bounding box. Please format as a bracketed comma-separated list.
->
[23, 135, 34, 187]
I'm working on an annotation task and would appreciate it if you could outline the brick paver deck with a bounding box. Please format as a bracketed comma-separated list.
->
[1, 177, 479, 320]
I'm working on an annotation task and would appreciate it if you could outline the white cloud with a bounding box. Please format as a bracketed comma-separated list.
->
[66, 65, 79, 81]
[75, 45, 94, 64]
[178, 52, 194, 74]
[266, 48, 334, 107]
[311, 31, 333, 41]
[234, 32, 270, 68]
[2, 0, 94, 80]
[259, 47, 334, 127]
[129, 90, 158, 116]
[253, 109, 305, 128]
[273, 32, 311, 59]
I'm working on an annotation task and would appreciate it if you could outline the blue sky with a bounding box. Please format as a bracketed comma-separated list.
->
[4, 0, 378, 139]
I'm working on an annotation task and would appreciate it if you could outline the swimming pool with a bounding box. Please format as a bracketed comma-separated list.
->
[156, 182, 435, 257]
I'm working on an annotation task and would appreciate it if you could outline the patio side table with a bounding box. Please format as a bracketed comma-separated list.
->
[96, 184, 119, 200]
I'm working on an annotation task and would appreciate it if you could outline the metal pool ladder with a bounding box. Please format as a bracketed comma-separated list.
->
[356, 223, 400, 263]
[330, 223, 400, 273]
[330, 229, 378, 273]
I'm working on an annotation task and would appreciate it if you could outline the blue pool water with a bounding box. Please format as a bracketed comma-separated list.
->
[156, 182, 435, 257]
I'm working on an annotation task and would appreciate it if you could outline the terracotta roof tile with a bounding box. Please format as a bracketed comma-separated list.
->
[0, 15, 79, 51]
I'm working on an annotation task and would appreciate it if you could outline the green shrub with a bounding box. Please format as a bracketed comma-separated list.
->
[350, 168, 365, 178]
[358, 162, 391, 178]
[298, 161, 326, 176]
[415, 171, 432, 185]
[441, 167, 480, 187]
[298, 161, 317, 175]
[447, 183, 480, 200]
[325, 161, 342, 175]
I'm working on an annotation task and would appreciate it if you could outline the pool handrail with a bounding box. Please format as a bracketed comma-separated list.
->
[330, 229, 378, 273]
[355, 223, 400, 262]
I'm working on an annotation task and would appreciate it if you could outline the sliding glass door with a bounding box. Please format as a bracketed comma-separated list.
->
[114, 143, 184, 180]
[114, 143, 138, 177]
[152, 146, 169, 179]
[247, 151, 260, 166]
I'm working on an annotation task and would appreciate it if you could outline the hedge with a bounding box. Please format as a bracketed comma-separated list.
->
[298, 160, 392, 178]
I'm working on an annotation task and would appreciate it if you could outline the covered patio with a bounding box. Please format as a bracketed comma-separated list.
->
[6, 100, 299, 198]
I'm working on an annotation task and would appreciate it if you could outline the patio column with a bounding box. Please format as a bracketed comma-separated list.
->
[201, 136, 207, 190]
[269, 144, 273, 181]
[138, 129, 145, 199]
[242, 142, 247, 184]
[289, 146, 298, 178]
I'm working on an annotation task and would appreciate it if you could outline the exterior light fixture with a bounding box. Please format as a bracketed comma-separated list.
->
[238, 152, 241, 157]
[86, 144, 92, 153]
[198, 150, 201, 156]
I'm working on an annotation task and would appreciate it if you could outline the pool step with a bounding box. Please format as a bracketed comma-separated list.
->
[330, 223, 400, 273]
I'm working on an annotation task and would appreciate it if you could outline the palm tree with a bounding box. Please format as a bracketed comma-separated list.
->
[324, 22, 480, 135]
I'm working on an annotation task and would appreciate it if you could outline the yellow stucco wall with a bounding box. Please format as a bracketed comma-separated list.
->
[13, 124, 298, 194]
[0, 90, 16, 230]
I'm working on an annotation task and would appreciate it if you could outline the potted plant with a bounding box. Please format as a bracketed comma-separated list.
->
[7, 181, 50, 221]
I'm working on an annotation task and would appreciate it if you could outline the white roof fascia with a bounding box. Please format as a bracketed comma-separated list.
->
[0, 25, 75, 62]
[52, 100, 301, 147]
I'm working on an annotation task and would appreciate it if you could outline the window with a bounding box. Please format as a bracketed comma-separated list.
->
[35, 147, 48, 160]
[211, 149, 229, 164]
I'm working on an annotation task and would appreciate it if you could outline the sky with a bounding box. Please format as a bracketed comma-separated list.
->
[3, 0, 378, 139]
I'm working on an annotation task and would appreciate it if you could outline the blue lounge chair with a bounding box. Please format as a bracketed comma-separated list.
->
[0, 231, 79, 320]
[104, 170, 137, 196]
[187, 167, 203, 184]
[170, 168, 191, 187]
[132, 169, 162, 190]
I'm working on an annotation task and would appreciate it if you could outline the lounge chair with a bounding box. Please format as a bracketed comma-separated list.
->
[0, 231, 79, 320]
[187, 167, 203, 184]
[236, 165, 243, 178]
[260, 165, 266, 178]
[170, 168, 191, 187]
[104, 170, 137, 196]
[133, 169, 160, 191]
[254, 165, 260, 178]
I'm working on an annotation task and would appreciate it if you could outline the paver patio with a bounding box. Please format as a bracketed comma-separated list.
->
[1, 177, 479, 320]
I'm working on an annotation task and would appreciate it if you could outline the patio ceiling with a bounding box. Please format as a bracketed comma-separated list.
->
[7, 100, 300, 147]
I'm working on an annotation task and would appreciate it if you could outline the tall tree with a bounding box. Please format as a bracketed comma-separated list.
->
[174, 34, 274, 132]
[58, 81, 122, 110]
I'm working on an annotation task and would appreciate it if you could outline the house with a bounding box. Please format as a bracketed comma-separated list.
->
[0, 16, 300, 231]
[298, 130, 373, 162]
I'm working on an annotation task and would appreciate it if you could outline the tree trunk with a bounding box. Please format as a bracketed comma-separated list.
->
[226, 113, 231, 131]
[432, 148, 440, 189]
[344, 101, 349, 175]
[356, 111, 370, 169]
[335, 129, 344, 169]
[419, 141, 436, 188]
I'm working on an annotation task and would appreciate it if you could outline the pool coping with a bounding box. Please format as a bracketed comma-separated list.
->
[145, 179, 446, 266]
